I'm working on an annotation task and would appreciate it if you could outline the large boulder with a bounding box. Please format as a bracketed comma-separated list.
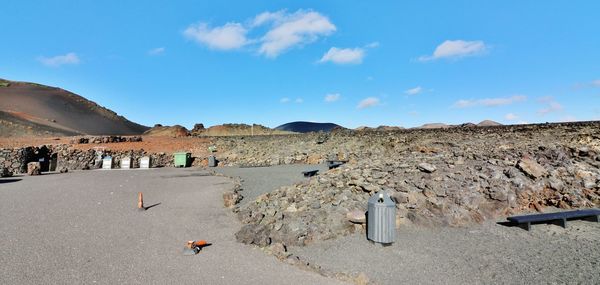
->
[27, 162, 41, 176]
[517, 157, 548, 179]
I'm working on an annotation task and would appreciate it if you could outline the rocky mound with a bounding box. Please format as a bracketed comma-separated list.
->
[419, 123, 450, 129]
[275, 121, 342, 133]
[143, 124, 190, 137]
[478, 120, 503, 127]
[233, 122, 600, 248]
[192, 123, 294, 136]
[0, 79, 149, 136]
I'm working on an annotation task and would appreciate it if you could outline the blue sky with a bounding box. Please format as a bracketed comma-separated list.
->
[1, 1, 599, 128]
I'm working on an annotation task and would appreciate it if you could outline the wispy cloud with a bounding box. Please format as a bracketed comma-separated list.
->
[537, 97, 563, 115]
[504, 113, 519, 120]
[319, 47, 364, 64]
[324, 93, 341, 102]
[592, 79, 600, 87]
[280, 97, 303, 104]
[37, 52, 80, 67]
[148, 47, 165, 56]
[453, 95, 526, 108]
[183, 22, 248, 50]
[256, 10, 336, 57]
[419, 40, 488, 61]
[357, 97, 380, 109]
[365, 42, 380, 48]
[405, 86, 423, 95]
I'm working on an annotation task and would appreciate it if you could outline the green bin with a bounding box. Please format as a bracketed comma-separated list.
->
[173, 152, 191, 167]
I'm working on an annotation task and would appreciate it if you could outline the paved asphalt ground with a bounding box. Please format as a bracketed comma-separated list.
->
[0, 168, 343, 285]
[214, 164, 329, 206]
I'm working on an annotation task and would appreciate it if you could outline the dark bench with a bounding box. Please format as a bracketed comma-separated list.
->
[326, 160, 347, 170]
[507, 209, 600, 231]
[302, 170, 319, 177]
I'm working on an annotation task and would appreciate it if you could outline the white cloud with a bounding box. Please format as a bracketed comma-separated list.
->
[357, 97, 380, 109]
[185, 10, 335, 58]
[517, 120, 529, 124]
[38, 52, 80, 67]
[257, 10, 336, 57]
[453, 95, 526, 108]
[295, 98, 303, 103]
[505, 113, 519, 120]
[561, 115, 577, 122]
[324, 93, 340, 102]
[280, 97, 290, 103]
[319, 47, 364, 64]
[183, 22, 248, 50]
[405, 86, 423, 95]
[592, 79, 600, 87]
[251, 11, 286, 27]
[148, 47, 165, 55]
[419, 40, 487, 61]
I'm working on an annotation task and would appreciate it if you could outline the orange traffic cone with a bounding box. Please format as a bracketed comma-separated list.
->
[138, 192, 144, 210]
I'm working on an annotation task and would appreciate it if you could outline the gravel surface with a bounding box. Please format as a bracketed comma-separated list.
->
[291, 222, 600, 284]
[214, 164, 329, 205]
[216, 165, 600, 284]
[0, 169, 343, 285]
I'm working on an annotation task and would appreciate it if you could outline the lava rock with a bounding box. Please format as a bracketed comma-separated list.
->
[418, 162, 437, 173]
[516, 157, 548, 179]
[27, 162, 41, 176]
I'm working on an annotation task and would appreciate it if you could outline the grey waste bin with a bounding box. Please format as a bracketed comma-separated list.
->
[208, 155, 217, 167]
[367, 192, 396, 244]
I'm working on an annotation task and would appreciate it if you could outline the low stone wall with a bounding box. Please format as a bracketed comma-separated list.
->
[1, 145, 176, 173]
[1, 146, 42, 174]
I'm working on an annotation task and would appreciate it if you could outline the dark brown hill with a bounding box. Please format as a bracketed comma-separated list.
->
[0, 78, 148, 136]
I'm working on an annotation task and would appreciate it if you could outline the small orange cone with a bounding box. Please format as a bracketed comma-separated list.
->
[138, 192, 144, 210]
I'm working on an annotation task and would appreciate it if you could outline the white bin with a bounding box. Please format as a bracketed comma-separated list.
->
[102, 156, 113, 170]
[140, 156, 151, 169]
[121, 157, 131, 169]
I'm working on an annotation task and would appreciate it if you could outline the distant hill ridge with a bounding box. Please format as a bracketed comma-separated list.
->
[0, 78, 149, 136]
[275, 121, 343, 133]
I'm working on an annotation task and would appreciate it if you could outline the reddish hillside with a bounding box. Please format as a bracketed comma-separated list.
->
[0, 78, 148, 136]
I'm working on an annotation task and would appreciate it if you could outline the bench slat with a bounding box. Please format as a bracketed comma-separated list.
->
[508, 209, 600, 223]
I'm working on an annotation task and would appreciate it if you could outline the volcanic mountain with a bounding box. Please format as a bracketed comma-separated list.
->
[0, 78, 148, 136]
[275, 121, 343, 133]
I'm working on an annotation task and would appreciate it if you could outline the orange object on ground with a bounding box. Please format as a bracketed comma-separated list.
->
[138, 192, 144, 209]
[186, 240, 208, 248]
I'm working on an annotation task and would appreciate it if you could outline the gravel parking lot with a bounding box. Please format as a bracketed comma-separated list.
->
[0, 169, 342, 284]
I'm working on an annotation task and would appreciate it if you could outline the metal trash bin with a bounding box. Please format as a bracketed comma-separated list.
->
[208, 155, 217, 167]
[174, 152, 191, 168]
[102, 156, 113, 170]
[367, 192, 396, 244]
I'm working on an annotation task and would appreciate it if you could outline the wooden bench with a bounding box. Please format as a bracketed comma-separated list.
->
[507, 209, 600, 231]
[302, 170, 319, 177]
[326, 160, 347, 170]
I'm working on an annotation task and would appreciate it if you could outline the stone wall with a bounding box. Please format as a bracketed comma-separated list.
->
[1, 146, 42, 174]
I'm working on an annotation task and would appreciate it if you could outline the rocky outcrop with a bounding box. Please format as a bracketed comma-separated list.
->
[233, 122, 600, 247]
[144, 124, 190, 137]
[70, 136, 142, 144]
